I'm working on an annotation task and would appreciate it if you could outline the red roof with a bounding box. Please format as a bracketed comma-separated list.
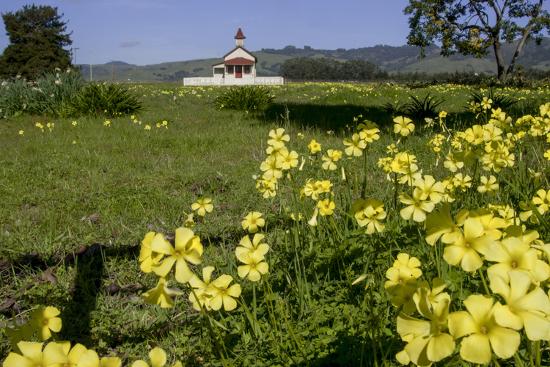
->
[235, 28, 245, 39]
[225, 57, 254, 66]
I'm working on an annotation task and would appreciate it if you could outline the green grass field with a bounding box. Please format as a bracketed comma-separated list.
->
[1, 82, 549, 366]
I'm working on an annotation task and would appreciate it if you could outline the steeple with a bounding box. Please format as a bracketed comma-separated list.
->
[235, 27, 245, 47]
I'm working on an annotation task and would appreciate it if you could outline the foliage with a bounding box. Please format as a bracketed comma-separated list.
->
[72, 83, 142, 117]
[0, 70, 83, 118]
[403, 93, 444, 121]
[468, 88, 517, 111]
[214, 86, 274, 112]
[0, 5, 72, 80]
[404, 0, 550, 80]
[0, 83, 549, 366]
[281, 57, 387, 81]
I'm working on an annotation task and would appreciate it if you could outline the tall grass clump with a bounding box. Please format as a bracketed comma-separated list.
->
[71, 83, 142, 117]
[214, 86, 275, 112]
[0, 69, 83, 118]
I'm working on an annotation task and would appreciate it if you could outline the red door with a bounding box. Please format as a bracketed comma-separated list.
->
[235, 65, 242, 78]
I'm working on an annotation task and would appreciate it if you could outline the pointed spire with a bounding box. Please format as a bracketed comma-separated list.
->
[235, 27, 246, 40]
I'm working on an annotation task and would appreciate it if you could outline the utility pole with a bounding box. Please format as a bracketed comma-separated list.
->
[71, 47, 80, 64]
[89, 64, 93, 81]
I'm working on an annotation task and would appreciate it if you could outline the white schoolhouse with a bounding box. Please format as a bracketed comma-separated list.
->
[183, 28, 284, 86]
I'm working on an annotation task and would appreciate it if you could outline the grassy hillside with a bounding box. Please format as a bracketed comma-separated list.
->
[78, 38, 550, 82]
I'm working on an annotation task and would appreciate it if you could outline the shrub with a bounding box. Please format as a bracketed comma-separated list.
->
[214, 86, 274, 112]
[403, 93, 444, 120]
[0, 69, 83, 118]
[71, 83, 142, 117]
[468, 88, 516, 111]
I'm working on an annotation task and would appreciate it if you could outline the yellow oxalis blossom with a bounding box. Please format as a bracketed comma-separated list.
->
[448, 294, 520, 364]
[131, 347, 182, 367]
[399, 189, 435, 223]
[321, 149, 343, 170]
[442, 217, 494, 272]
[241, 211, 265, 233]
[343, 133, 366, 156]
[31, 306, 62, 341]
[101, 357, 122, 367]
[393, 116, 415, 137]
[307, 139, 321, 154]
[395, 279, 455, 366]
[3, 341, 67, 367]
[477, 175, 499, 193]
[490, 270, 550, 341]
[142, 277, 182, 309]
[188, 266, 216, 311]
[532, 189, 549, 215]
[413, 175, 444, 204]
[191, 197, 213, 217]
[484, 235, 550, 283]
[236, 245, 269, 282]
[55, 341, 101, 367]
[208, 274, 242, 311]
[385, 253, 422, 311]
[424, 204, 461, 246]
[317, 199, 335, 216]
[139, 232, 165, 273]
[151, 227, 203, 283]
[267, 128, 290, 148]
[353, 198, 386, 234]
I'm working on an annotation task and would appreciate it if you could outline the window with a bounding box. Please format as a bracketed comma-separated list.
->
[244, 65, 251, 74]
[214, 67, 224, 74]
[226, 65, 234, 74]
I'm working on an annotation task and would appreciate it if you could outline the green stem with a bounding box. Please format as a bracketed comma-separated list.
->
[479, 270, 491, 296]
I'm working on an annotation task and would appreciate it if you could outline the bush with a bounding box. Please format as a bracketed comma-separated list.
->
[0, 69, 83, 118]
[214, 86, 274, 112]
[468, 88, 517, 111]
[71, 83, 142, 117]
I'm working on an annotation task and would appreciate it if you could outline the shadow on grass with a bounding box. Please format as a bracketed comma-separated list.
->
[262, 103, 393, 132]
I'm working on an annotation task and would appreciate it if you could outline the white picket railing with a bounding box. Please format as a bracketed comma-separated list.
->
[183, 76, 284, 86]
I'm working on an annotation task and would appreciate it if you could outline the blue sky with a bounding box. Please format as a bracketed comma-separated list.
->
[0, 0, 412, 65]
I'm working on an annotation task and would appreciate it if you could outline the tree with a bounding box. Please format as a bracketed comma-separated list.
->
[0, 4, 72, 79]
[404, 0, 550, 81]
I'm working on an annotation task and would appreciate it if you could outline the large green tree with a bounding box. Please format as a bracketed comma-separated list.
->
[0, 4, 72, 79]
[404, 0, 550, 80]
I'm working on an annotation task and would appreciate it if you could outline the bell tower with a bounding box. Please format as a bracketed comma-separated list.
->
[235, 27, 245, 47]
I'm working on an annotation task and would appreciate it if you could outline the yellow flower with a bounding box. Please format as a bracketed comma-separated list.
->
[188, 266, 216, 311]
[413, 175, 444, 204]
[208, 274, 242, 311]
[490, 270, 550, 341]
[321, 149, 342, 170]
[317, 199, 335, 216]
[101, 357, 122, 367]
[396, 279, 455, 365]
[191, 197, 213, 217]
[55, 341, 101, 367]
[438, 110, 447, 119]
[142, 277, 182, 309]
[399, 189, 435, 223]
[132, 347, 181, 367]
[71, 121, 78, 127]
[241, 211, 265, 233]
[151, 227, 203, 283]
[477, 175, 498, 193]
[31, 306, 62, 340]
[448, 294, 520, 364]
[424, 204, 462, 246]
[103, 120, 111, 127]
[343, 133, 366, 156]
[139, 232, 165, 273]
[267, 128, 290, 148]
[307, 139, 321, 154]
[532, 189, 549, 215]
[260, 155, 283, 179]
[393, 116, 415, 137]
[442, 217, 494, 272]
[278, 149, 299, 170]
[236, 246, 269, 282]
[3, 341, 67, 367]
[484, 235, 550, 283]
[353, 198, 386, 234]
[481, 97, 492, 110]
[18, 130, 24, 136]
[144, 124, 151, 130]
[544, 149, 550, 161]
[385, 253, 422, 288]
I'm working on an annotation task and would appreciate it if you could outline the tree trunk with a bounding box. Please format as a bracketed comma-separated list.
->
[506, 25, 535, 77]
[492, 39, 507, 81]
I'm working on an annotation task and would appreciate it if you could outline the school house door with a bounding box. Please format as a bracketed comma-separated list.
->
[235, 65, 242, 78]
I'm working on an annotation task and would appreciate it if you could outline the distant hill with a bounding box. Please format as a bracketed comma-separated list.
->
[77, 38, 550, 82]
